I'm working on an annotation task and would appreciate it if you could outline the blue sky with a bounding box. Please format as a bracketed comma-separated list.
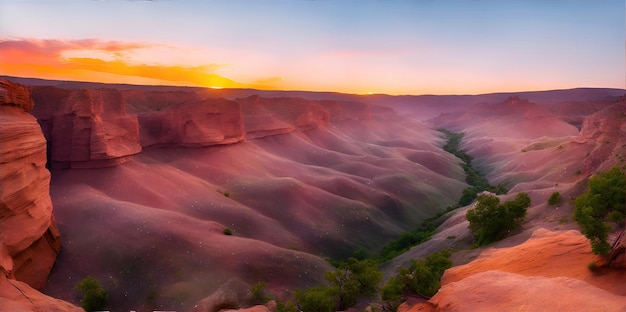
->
[0, 0, 623, 94]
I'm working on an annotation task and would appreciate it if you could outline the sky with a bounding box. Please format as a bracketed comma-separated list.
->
[0, 0, 623, 95]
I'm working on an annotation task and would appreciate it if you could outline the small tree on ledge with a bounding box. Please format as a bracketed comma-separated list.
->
[466, 192, 531, 246]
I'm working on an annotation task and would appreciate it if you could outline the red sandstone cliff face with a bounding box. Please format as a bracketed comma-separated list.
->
[138, 97, 245, 147]
[0, 79, 80, 310]
[236, 96, 329, 139]
[576, 97, 626, 175]
[402, 230, 626, 312]
[236, 96, 369, 139]
[31, 86, 142, 168]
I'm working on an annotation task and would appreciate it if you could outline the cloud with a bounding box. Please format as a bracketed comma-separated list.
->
[0, 38, 248, 88]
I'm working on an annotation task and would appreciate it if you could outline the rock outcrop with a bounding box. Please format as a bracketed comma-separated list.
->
[31, 86, 142, 168]
[0, 79, 79, 310]
[237, 96, 330, 139]
[138, 97, 245, 147]
[577, 97, 626, 174]
[31, 87, 369, 158]
[403, 229, 626, 311]
[235, 96, 370, 139]
[0, 273, 82, 312]
[0, 79, 60, 289]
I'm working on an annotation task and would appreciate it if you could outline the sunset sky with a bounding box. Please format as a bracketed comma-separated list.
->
[0, 0, 623, 95]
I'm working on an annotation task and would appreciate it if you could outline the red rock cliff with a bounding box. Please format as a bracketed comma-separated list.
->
[577, 97, 626, 174]
[0, 79, 62, 289]
[31, 86, 142, 168]
[137, 97, 245, 147]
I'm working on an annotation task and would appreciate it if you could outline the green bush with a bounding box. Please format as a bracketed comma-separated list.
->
[75, 276, 107, 312]
[466, 193, 531, 246]
[380, 275, 404, 309]
[294, 287, 337, 312]
[275, 298, 298, 312]
[378, 223, 434, 262]
[295, 258, 382, 311]
[573, 166, 626, 256]
[381, 250, 452, 303]
[250, 281, 270, 304]
[547, 192, 562, 206]
[223, 228, 233, 235]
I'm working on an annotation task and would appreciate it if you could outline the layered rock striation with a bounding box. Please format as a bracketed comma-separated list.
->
[31, 87, 142, 168]
[402, 229, 626, 312]
[577, 96, 626, 174]
[0, 79, 79, 310]
[138, 97, 245, 147]
[30, 86, 373, 166]
[0, 79, 60, 289]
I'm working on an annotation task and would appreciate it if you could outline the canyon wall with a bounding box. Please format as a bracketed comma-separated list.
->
[0, 79, 80, 310]
[30, 86, 371, 167]
[31, 87, 142, 168]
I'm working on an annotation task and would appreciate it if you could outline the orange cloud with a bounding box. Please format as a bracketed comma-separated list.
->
[0, 38, 257, 89]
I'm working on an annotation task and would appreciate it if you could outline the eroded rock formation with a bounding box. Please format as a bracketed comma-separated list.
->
[31, 86, 142, 168]
[138, 97, 245, 147]
[402, 229, 626, 311]
[0, 79, 79, 310]
[577, 96, 626, 174]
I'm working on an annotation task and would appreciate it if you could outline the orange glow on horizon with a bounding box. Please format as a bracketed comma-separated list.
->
[0, 38, 278, 90]
[1, 38, 621, 96]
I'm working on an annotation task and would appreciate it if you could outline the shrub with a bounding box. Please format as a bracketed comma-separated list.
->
[573, 166, 626, 256]
[294, 287, 337, 312]
[250, 281, 270, 304]
[547, 192, 562, 206]
[378, 223, 434, 262]
[380, 275, 404, 310]
[295, 258, 382, 311]
[223, 228, 233, 235]
[382, 250, 452, 303]
[466, 193, 531, 246]
[75, 276, 107, 312]
[275, 299, 298, 312]
[402, 250, 452, 297]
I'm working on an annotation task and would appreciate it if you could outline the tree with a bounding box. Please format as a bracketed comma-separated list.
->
[573, 166, 626, 256]
[381, 250, 452, 305]
[294, 287, 336, 312]
[380, 276, 404, 310]
[466, 193, 531, 246]
[547, 192, 562, 206]
[323, 258, 382, 309]
[295, 257, 382, 311]
[75, 276, 107, 312]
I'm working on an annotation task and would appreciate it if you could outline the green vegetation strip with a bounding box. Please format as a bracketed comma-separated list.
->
[438, 129, 507, 207]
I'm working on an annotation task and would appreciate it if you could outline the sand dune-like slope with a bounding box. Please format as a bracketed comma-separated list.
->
[398, 96, 626, 312]
[42, 102, 466, 310]
[5, 75, 622, 311]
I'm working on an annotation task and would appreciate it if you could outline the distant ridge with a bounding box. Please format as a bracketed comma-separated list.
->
[2, 75, 623, 103]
